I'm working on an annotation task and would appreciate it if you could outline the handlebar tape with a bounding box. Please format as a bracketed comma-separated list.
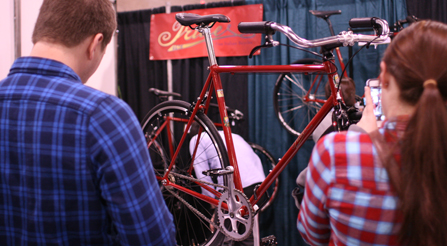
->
[349, 17, 378, 28]
[238, 21, 273, 34]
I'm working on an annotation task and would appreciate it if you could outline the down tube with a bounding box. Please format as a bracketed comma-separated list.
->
[250, 96, 335, 206]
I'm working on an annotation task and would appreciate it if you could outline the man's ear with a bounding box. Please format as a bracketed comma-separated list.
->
[87, 33, 104, 60]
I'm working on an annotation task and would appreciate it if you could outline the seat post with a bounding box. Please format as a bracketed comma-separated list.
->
[324, 17, 336, 36]
[199, 27, 218, 66]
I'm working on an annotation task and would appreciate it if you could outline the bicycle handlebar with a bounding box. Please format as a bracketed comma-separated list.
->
[238, 17, 390, 48]
[238, 21, 275, 34]
[349, 17, 379, 28]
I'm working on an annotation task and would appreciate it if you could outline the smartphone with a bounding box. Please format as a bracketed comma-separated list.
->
[365, 78, 385, 121]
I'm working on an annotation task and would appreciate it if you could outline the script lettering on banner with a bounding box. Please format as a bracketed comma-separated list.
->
[150, 4, 263, 60]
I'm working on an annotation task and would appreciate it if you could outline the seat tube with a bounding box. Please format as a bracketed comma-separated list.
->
[210, 69, 243, 191]
[199, 26, 243, 191]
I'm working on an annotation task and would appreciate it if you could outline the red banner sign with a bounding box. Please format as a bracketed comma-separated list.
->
[149, 4, 263, 60]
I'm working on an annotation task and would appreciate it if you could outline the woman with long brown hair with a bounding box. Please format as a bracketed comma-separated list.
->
[298, 20, 447, 245]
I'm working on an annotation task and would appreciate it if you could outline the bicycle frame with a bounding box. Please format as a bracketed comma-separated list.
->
[211, 63, 338, 208]
[151, 24, 339, 212]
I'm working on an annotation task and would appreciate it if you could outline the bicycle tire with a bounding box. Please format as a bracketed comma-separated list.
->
[247, 142, 279, 213]
[141, 100, 230, 246]
[273, 58, 328, 136]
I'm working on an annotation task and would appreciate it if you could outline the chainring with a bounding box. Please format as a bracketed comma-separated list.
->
[217, 189, 254, 241]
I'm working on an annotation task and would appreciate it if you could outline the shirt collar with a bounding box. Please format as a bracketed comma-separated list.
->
[381, 115, 410, 142]
[8, 56, 82, 83]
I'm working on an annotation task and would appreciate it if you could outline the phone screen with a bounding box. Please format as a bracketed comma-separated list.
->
[365, 79, 385, 121]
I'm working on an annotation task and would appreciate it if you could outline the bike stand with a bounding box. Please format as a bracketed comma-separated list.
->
[254, 211, 278, 245]
[253, 214, 260, 245]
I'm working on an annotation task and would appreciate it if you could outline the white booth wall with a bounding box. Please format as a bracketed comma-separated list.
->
[0, 0, 117, 96]
[117, 0, 223, 12]
[0, 1, 15, 81]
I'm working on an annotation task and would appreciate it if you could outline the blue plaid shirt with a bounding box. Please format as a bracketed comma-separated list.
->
[0, 57, 175, 245]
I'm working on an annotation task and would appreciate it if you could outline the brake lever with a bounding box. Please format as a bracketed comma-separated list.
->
[249, 32, 279, 58]
[249, 44, 273, 58]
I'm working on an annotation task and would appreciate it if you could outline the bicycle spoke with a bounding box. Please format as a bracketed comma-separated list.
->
[274, 62, 327, 136]
[284, 73, 307, 91]
[278, 80, 306, 98]
[280, 104, 306, 114]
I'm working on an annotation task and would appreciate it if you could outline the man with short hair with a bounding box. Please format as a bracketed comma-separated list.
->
[0, 0, 175, 245]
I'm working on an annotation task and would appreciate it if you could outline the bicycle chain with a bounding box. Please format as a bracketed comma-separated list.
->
[164, 186, 231, 238]
[170, 171, 229, 191]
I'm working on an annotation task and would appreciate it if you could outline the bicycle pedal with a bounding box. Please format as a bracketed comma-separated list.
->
[261, 235, 277, 245]
[202, 168, 233, 177]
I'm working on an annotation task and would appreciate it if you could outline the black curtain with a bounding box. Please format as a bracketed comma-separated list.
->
[117, 7, 167, 122]
[170, 56, 250, 138]
[406, 0, 447, 23]
[117, 0, 249, 139]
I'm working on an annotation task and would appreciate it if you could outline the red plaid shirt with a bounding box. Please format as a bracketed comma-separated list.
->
[298, 119, 407, 246]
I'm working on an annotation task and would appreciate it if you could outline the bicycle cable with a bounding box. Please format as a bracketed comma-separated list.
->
[278, 43, 323, 59]
[278, 43, 339, 76]
[336, 35, 381, 93]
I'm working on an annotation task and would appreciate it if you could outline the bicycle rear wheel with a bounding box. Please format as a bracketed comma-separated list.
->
[247, 142, 279, 213]
[141, 100, 230, 246]
[273, 58, 328, 136]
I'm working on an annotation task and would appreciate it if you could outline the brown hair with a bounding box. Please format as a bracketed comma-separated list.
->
[32, 0, 116, 50]
[325, 77, 356, 106]
[382, 20, 447, 246]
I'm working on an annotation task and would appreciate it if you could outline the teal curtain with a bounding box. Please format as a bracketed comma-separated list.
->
[244, 0, 407, 245]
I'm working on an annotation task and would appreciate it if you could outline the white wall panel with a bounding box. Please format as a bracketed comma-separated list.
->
[21, 0, 43, 57]
[0, 0, 15, 78]
[117, 0, 223, 12]
[0, 0, 117, 96]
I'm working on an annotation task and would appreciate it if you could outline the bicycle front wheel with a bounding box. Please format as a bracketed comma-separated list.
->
[141, 100, 230, 246]
[273, 58, 328, 136]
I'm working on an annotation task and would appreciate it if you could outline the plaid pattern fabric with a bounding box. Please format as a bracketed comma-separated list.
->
[0, 57, 175, 245]
[298, 124, 404, 246]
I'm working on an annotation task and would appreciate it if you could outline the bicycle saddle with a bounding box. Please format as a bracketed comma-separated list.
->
[149, 88, 182, 98]
[175, 13, 230, 26]
[309, 10, 341, 19]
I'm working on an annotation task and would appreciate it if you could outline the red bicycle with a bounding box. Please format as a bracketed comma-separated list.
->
[141, 13, 389, 245]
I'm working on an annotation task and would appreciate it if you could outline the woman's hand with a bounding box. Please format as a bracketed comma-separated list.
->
[356, 86, 380, 133]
